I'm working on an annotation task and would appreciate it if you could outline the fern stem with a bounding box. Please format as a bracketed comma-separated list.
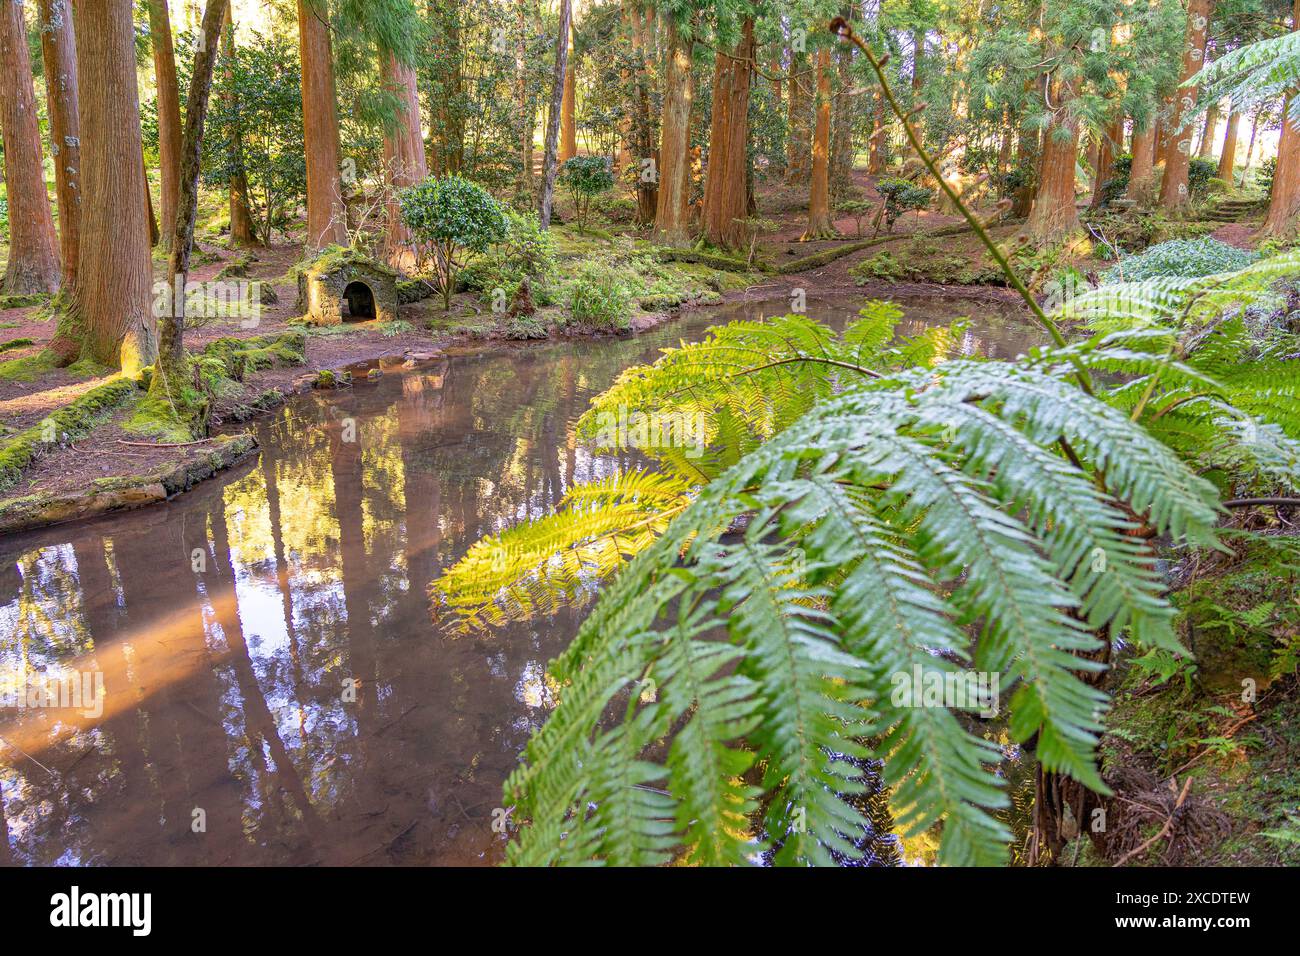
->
[828, 17, 1096, 397]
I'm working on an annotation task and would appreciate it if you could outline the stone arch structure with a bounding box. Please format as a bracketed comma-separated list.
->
[296, 250, 399, 325]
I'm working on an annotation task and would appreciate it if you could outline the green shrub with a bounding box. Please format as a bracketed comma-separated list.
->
[560, 156, 615, 235]
[400, 175, 509, 310]
[875, 177, 933, 231]
[567, 263, 631, 330]
[1188, 157, 1217, 198]
[1104, 236, 1260, 283]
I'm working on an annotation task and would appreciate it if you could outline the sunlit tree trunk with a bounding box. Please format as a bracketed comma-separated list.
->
[147, 0, 182, 252]
[1196, 101, 1219, 159]
[1238, 109, 1260, 187]
[652, 15, 693, 246]
[559, 17, 576, 161]
[803, 46, 836, 239]
[69, 0, 154, 375]
[0, 0, 60, 294]
[868, 93, 886, 174]
[1216, 110, 1241, 181]
[153, 0, 228, 421]
[1026, 74, 1081, 242]
[297, 0, 346, 248]
[37, 0, 80, 298]
[538, 0, 572, 228]
[701, 18, 754, 250]
[1264, 0, 1300, 237]
[1159, 0, 1213, 211]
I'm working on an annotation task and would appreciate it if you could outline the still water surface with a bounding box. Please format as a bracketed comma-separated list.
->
[0, 294, 1037, 865]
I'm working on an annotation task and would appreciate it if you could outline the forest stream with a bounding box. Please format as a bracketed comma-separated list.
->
[0, 293, 1040, 866]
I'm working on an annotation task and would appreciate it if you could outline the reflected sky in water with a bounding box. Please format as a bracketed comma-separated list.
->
[0, 294, 1039, 866]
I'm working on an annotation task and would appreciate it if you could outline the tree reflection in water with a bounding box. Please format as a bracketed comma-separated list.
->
[0, 294, 1037, 865]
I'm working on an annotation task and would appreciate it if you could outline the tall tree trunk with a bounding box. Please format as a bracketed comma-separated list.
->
[1216, 109, 1241, 181]
[428, 1, 464, 175]
[70, 0, 154, 375]
[1159, 0, 1213, 211]
[829, 32, 854, 199]
[1090, 115, 1122, 207]
[37, 0, 80, 297]
[1196, 101, 1219, 159]
[381, 51, 427, 269]
[297, 0, 346, 248]
[223, 7, 256, 245]
[538, 0, 572, 228]
[911, 28, 923, 92]
[868, 93, 886, 174]
[0, 0, 60, 294]
[1263, 0, 1300, 236]
[153, 0, 228, 420]
[701, 18, 754, 250]
[803, 46, 836, 239]
[785, 50, 809, 184]
[147, 0, 182, 252]
[653, 15, 693, 246]
[1238, 109, 1260, 187]
[559, 16, 576, 161]
[516, 0, 534, 198]
[1026, 74, 1082, 242]
[1127, 120, 1157, 201]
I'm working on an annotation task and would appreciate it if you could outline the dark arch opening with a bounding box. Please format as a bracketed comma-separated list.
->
[341, 281, 376, 321]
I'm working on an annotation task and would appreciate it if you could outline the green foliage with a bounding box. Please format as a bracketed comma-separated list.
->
[497, 352, 1221, 866]
[1188, 157, 1217, 199]
[560, 156, 616, 235]
[875, 177, 933, 231]
[1103, 237, 1260, 284]
[1193, 29, 1300, 127]
[400, 175, 509, 309]
[836, 200, 875, 238]
[459, 211, 557, 303]
[198, 27, 306, 244]
[566, 262, 631, 331]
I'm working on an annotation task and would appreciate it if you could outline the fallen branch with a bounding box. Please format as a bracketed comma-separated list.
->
[1112, 777, 1193, 867]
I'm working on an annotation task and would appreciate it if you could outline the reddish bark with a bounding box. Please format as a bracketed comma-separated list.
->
[1159, 0, 1213, 211]
[653, 16, 694, 246]
[148, 0, 182, 250]
[381, 51, 428, 270]
[1216, 110, 1241, 182]
[0, 0, 60, 294]
[1027, 75, 1082, 242]
[37, 0, 80, 294]
[803, 46, 836, 239]
[1263, 0, 1300, 237]
[297, 0, 346, 248]
[1127, 121, 1157, 202]
[559, 19, 576, 162]
[71, 0, 155, 375]
[701, 18, 754, 250]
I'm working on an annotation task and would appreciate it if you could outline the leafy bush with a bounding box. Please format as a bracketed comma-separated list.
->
[400, 175, 509, 310]
[1103, 236, 1260, 283]
[459, 210, 558, 305]
[560, 156, 615, 235]
[1188, 157, 1217, 199]
[836, 199, 874, 238]
[566, 262, 631, 330]
[875, 177, 933, 232]
[0, 196, 8, 237]
[197, 29, 306, 244]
